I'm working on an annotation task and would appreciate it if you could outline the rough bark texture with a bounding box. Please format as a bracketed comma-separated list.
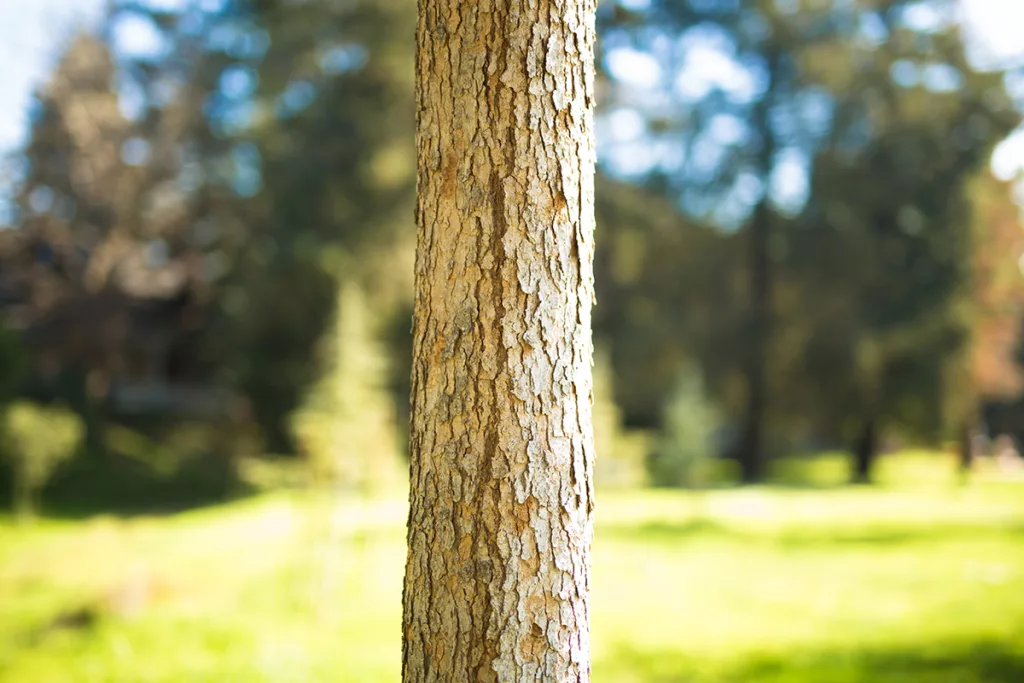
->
[402, 1, 597, 682]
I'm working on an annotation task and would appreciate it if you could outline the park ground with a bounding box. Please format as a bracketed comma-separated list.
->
[2, 453, 1024, 682]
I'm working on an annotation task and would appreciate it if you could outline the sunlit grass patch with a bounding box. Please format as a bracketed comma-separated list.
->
[2, 464, 1024, 682]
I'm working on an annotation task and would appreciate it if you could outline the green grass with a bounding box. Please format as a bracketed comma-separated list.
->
[3, 458, 1024, 682]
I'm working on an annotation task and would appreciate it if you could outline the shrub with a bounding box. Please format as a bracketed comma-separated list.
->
[2, 402, 84, 520]
[650, 367, 719, 488]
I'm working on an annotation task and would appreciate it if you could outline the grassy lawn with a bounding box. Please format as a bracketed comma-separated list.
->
[2, 457, 1024, 682]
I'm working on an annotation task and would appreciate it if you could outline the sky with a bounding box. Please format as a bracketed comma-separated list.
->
[0, 0, 1023, 171]
[0, 0, 107, 153]
[0, 0, 191, 154]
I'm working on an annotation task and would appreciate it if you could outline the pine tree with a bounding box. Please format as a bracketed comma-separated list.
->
[290, 277, 402, 493]
[593, 345, 645, 488]
[652, 367, 719, 488]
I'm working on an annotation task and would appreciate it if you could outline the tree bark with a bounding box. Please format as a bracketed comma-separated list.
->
[403, 1, 597, 682]
[851, 416, 878, 484]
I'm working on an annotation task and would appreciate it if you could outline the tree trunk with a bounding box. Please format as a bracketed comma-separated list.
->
[736, 51, 779, 485]
[13, 465, 34, 523]
[957, 409, 978, 485]
[737, 201, 770, 484]
[403, 1, 597, 682]
[851, 416, 878, 484]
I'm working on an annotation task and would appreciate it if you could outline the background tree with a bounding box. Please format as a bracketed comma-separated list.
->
[598, 0, 857, 480]
[290, 276, 402, 492]
[0, 0, 419, 499]
[793, 1, 1020, 481]
[2, 402, 84, 520]
[211, 0, 416, 452]
[651, 365, 720, 488]
[597, 0, 1023, 481]
[593, 344, 647, 488]
[957, 171, 1024, 473]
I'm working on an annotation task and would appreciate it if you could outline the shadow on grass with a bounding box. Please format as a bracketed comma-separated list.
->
[596, 519, 1024, 548]
[35, 488, 254, 520]
[603, 639, 1024, 683]
[0, 452, 255, 521]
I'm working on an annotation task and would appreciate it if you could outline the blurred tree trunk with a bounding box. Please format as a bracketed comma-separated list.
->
[958, 407, 979, 484]
[402, 1, 597, 681]
[852, 416, 879, 484]
[737, 200, 771, 484]
[736, 51, 780, 485]
[13, 465, 33, 523]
